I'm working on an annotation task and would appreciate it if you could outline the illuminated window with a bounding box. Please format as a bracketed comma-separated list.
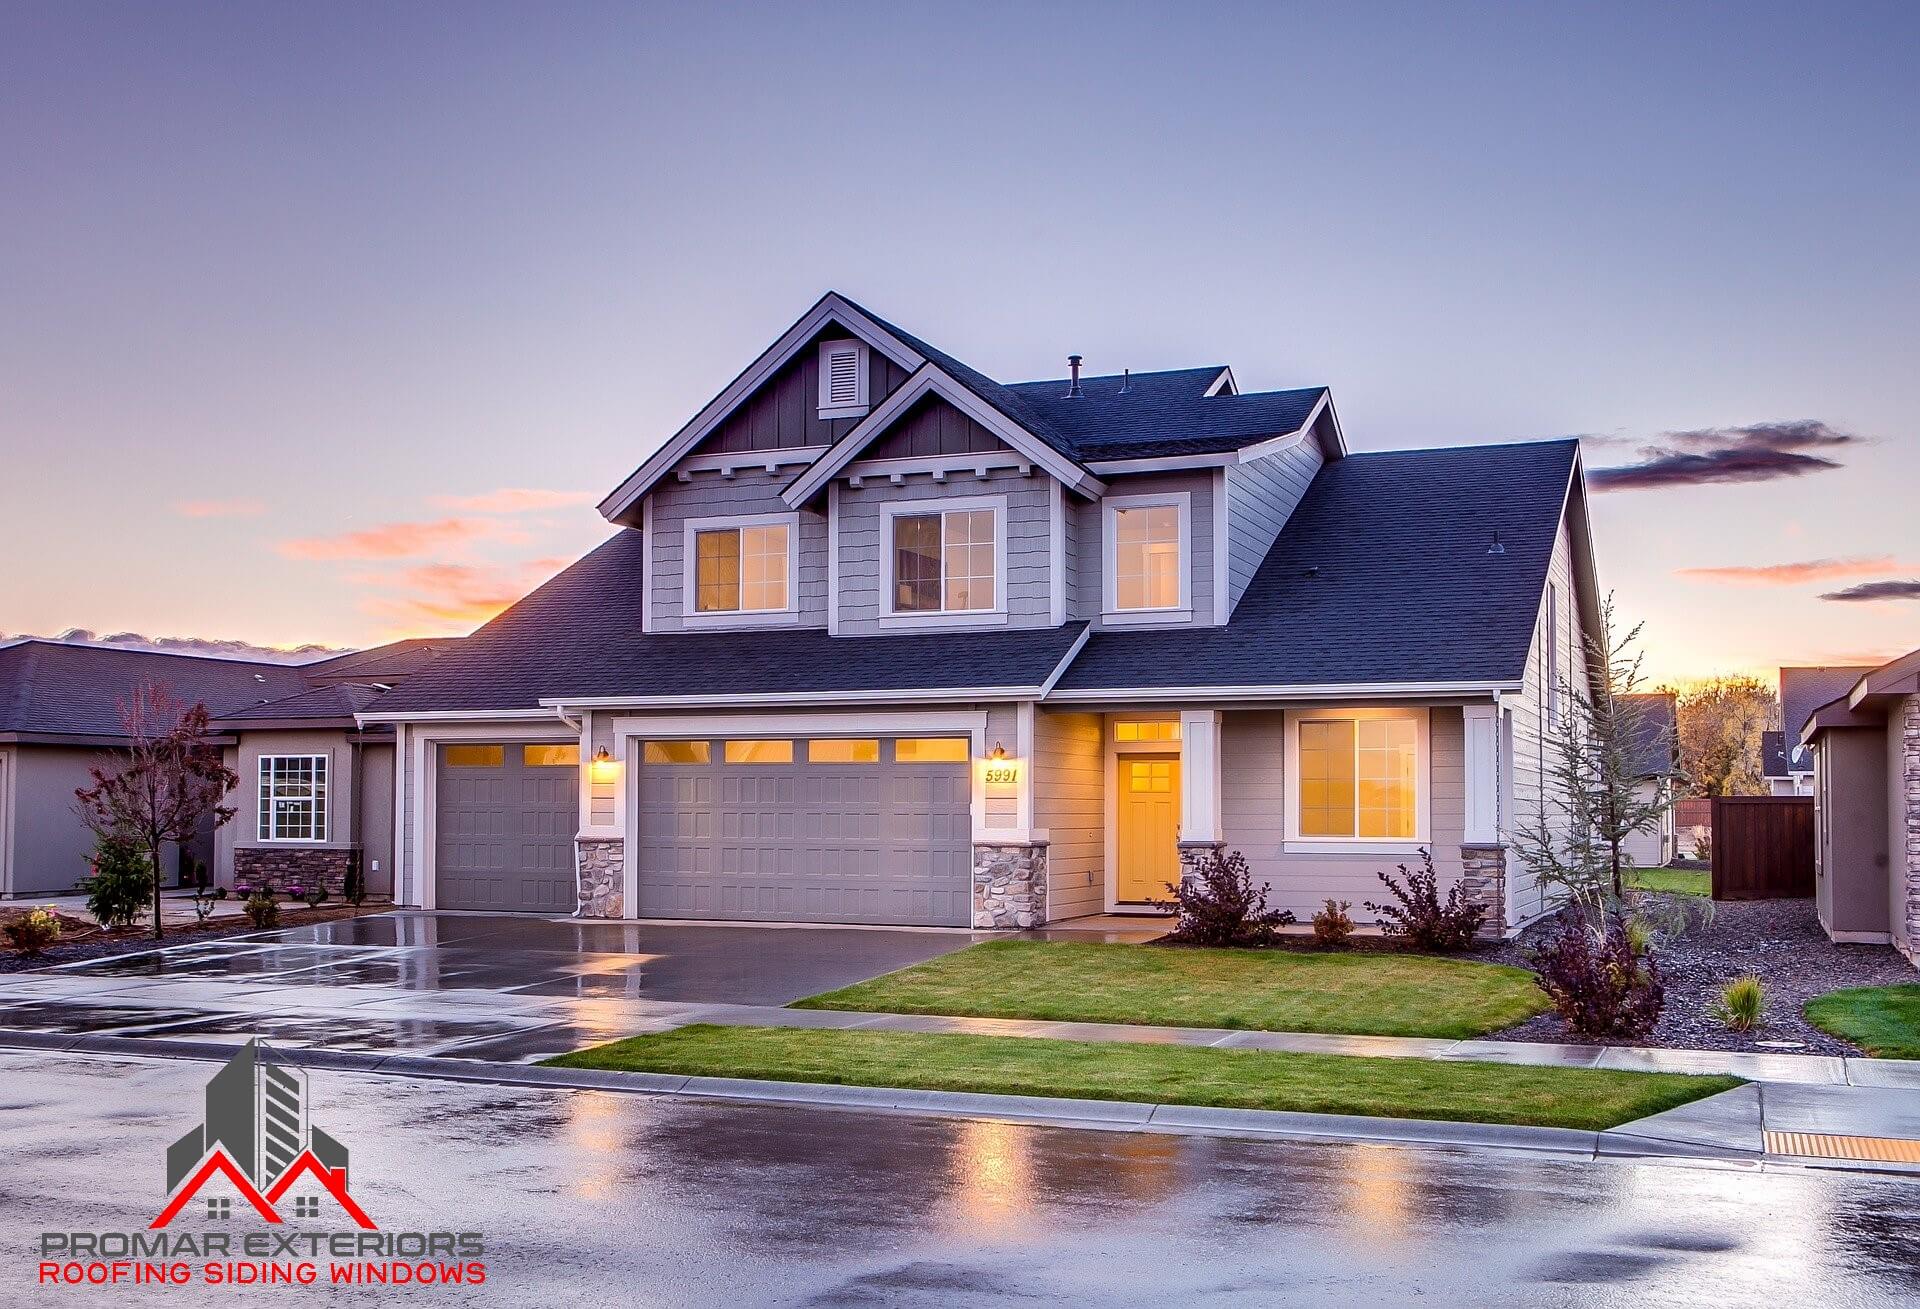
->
[642, 740, 710, 765]
[1112, 720, 1181, 743]
[695, 523, 789, 613]
[895, 737, 970, 763]
[725, 739, 794, 764]
[1113, 504, 1183, 610]
[443, 744, 502, 769]
[1296, 716, 1419, 839]
[258, 755, 328, 842]
[891, 506, 998, 613]
[522, 744, 579, 767]
[809, 739, 879, 763]
[1127, 760, 1174, 793]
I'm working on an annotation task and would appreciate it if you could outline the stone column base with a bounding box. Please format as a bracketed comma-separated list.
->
[576, 838, 625, 918]
[1459, 843, 1508, 938]
[1176, 840, 1227, 891]
[233, 847, 352, 896]
[972, 842, 1048, 929]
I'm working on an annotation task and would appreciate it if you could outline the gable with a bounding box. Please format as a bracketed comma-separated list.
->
[860, 393, 1012, 462]
[696, 328, 911, 457]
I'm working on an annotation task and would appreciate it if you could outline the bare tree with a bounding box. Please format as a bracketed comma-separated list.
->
[1511, 594, 1675, 912]
[74, 684, 238, 940]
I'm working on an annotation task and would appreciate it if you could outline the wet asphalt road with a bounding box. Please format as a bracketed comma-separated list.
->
[7, 1051, 1918, 1307]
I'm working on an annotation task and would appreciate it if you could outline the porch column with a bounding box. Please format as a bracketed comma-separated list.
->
[1460, 701, 1508, 935]
[1178, 709, 1225, 884]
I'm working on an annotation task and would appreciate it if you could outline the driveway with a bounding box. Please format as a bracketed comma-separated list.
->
[0, 911, 980, 1062]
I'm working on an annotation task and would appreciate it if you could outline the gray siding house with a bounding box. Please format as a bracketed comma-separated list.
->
[365, 292, 1603, 933]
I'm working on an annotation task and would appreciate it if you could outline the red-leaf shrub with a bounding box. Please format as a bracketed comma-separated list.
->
[1527, 907, 1664, 1039]
[1311, 899, 1355, 947]
[1364, 848, 1486, 952]
[1152, 848, 1296, 946]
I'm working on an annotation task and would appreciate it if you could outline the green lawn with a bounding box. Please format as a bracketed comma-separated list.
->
[791, 940, 1551, 1040]
[1805, 985, 1920, 1059]
[1625, 866, 1712, 897]
[548, 1025, 1740, 1132]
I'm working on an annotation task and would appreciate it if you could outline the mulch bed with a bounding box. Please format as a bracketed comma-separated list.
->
[0, 904, 384, 975]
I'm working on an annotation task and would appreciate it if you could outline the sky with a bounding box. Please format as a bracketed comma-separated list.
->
[2, 1, 1915, 685]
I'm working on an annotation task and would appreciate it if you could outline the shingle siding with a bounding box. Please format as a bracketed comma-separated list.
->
[644, 473, 829, 632]
[1074, 469, 1217, 627]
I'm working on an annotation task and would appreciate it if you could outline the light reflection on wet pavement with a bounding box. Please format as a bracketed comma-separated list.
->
[6, 1051, 1917, 1306]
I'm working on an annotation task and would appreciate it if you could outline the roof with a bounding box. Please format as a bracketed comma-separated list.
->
[300, 638, 456, 684]
[0, 641, 313, 739]
[211, 682, 392, 727]
[366, 531, 1091, 712]
[1620, 692, 1677, 777]
[1761, 730, 1793, 779]
[1004, 370, 1328, 460]
[1052, 439, 1581, 693]
[1797, 646, 1920, 743]
[1780, 665, 1874, 742]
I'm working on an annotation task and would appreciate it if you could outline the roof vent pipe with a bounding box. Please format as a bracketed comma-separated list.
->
[1487, 531, 1506, 556]
[1119, 368, 1130, 394]
[1066, 354, 1083, 397]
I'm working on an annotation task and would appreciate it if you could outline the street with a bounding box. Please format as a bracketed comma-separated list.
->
[6, 1051, 1917, 1307]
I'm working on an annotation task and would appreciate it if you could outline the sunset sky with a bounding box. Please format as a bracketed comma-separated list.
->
[3, 2, 1915, 685]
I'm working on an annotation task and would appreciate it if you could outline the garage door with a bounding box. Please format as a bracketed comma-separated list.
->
[435, 743, 578, 912]
[634, 736, 972, 926]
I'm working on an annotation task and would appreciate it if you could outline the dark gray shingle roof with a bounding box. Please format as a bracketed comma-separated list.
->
[0, 641, 314, 738]
[1620, 692, 1677, 777]
[212, 682, 391, 725]
[1760, 729, 1792, 779]
[1779, 665, 1872, 742]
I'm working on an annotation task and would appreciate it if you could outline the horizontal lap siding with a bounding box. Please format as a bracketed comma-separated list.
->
[1506, 517, 1584, 925]
[1034, 710, 1103, 920]
[1221, 707, 1467, 921]
[647, 474, 828, 632]
[982, 703, 1020, 830]
[1224, 438, 1323, 613]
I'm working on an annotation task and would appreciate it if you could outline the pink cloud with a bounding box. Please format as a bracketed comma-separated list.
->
[429, 488, 596, 513]
[173, 498, 267, 519]
[1674, 555, 1905, 586]
[359, 558, 569, 631]
[277, 518, 493, 561]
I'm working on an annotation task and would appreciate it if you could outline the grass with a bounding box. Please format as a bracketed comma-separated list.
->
[1804, 985, 1920, 1059]
[547, 1025, 1741, 1132]
[1625, 866, 1712, 897]
[791, 939, 1552, 1040]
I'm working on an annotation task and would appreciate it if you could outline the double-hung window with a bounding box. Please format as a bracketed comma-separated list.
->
[259, 755, 328, 842]
[1104, 493, 1189, 618]
[1287, 710, 1427, 846]
[890, 502, 999, 615]
[690, 517, 792, 616]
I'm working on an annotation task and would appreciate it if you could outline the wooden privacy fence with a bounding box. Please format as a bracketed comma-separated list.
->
[1710, 795, 1814, 900]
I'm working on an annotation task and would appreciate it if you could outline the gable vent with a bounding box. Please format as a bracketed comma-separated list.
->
[818, 339, 870, 417]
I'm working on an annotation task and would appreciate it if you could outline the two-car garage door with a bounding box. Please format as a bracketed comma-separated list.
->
[434, 735, 973, 925]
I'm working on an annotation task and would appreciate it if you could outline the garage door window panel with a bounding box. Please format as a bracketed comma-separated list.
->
[643, 740, 711, 764]
[725, 739, 794, 764]
[895, 737, 970, 763]
[809, 739, 880, 763]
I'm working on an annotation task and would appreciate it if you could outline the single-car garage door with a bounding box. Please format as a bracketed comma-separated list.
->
[436, 742, 578, 912]
[634, 736, 972, 926]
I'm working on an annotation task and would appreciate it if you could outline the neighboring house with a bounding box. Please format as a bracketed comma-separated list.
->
[363, 292, 1603, 934]
[0, 638, 453, 899]
[1771, 665, 1872, 795]
[1620, 692, 1678, 868]
[1799, 647, 1920, 961]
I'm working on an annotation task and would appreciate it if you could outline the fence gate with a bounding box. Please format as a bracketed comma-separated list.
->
[1710, 796, 1814, 900]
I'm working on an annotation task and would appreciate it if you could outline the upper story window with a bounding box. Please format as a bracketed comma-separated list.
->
[1545, 581, 1561, 724]
[888, 500, 1001, 616]
[817, 339, 870, 419]
[258, 755, 328, 843]
[685, 514, 794, 619]
[1103, 492, 1190, 620]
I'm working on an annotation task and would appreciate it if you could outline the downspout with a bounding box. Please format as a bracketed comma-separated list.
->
[551, 701, 585, 919]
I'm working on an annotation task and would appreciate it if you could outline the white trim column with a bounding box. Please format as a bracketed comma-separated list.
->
[1462, 702, 1500, 844]
[1178, 709, 1224, 844]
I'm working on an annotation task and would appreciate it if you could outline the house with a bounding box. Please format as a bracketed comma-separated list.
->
[0, 638, 453, 899]
[1620, 692, 1679, 868]
[1770, 665, 1873, 795]
[1799, 646, 1920, 961]
[362, 292, 1603, 934]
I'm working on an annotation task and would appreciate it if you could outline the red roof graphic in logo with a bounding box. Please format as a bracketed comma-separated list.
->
[264, 1150, 376, 1230]
[150, 1150, 281, 1229]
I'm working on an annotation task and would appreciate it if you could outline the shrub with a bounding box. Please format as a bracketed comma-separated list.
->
[1712, 975, 1766, 1032]
[1364, 848, 1486, 952]
[4, 907, 63, 955]
[243, 890, 280, 931]
[1151, 848, 1295, 946]
[1311, 899, 1355, 947]
[343, 854, 367, 907]
[1692, 832, 1713, 862]
[190, 884, 227, 925]
[84, 834, 151, 931]
[1527, 906, 1664, 1039]
[301, 883, 328, 910]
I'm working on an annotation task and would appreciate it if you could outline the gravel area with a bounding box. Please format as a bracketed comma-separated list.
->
[0, 904, 383, 975]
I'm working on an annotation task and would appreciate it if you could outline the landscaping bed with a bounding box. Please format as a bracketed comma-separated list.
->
[794, 938, 1551, 1040]
[547, 1024, 1741, 1131]
[0, 903, 386, 974]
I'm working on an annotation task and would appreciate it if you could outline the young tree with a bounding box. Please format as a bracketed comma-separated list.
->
[74, 684, 238, 940]
[1511, 594, 1676, 911]
[1673, 675, 1779, 796]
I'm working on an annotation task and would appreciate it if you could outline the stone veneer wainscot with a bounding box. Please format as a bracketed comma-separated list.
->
[577, 837, 624, 918]
[233, 847, 352, 894]
[973, 842, 1048, 929]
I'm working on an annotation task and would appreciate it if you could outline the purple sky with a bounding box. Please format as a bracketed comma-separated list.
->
[3, 2, 1915, 683]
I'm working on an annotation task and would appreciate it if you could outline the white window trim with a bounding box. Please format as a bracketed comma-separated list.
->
[1281, 707, 1430, 854]
[817, 338, 870, 420]
[680, 512, 801, 627]
[257, 753, 330, 844]
[879, 493, 1009, 629]
[1102, 491, 1192, 624]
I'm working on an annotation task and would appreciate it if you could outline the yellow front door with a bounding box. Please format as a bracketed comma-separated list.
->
[1116, 754, 1180, 903]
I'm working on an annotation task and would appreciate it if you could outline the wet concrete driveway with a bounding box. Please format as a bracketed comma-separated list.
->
[9, 1048, 1919, 1306]
[0, 911, 978, 1061]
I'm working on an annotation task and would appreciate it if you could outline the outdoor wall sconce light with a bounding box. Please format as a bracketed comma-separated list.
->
[590, 747, 619, 782]
[990, 743, 1007, 761]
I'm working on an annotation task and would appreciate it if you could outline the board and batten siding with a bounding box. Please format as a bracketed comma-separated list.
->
[1220, 707, 1467, 922]
[1073, 469, 1218, 627]
[1223, 436, 1324, 613]
[1505, 513, 1587, 926]
[1033, 709, 1104, 919]
[645, 473, 829, 632]
[703, 333, 908, 454]
[834, 470, 1054, 633]
[863, 395, 1010, 460]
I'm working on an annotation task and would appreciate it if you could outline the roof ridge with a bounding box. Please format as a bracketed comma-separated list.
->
[5, 637, 308, 669]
